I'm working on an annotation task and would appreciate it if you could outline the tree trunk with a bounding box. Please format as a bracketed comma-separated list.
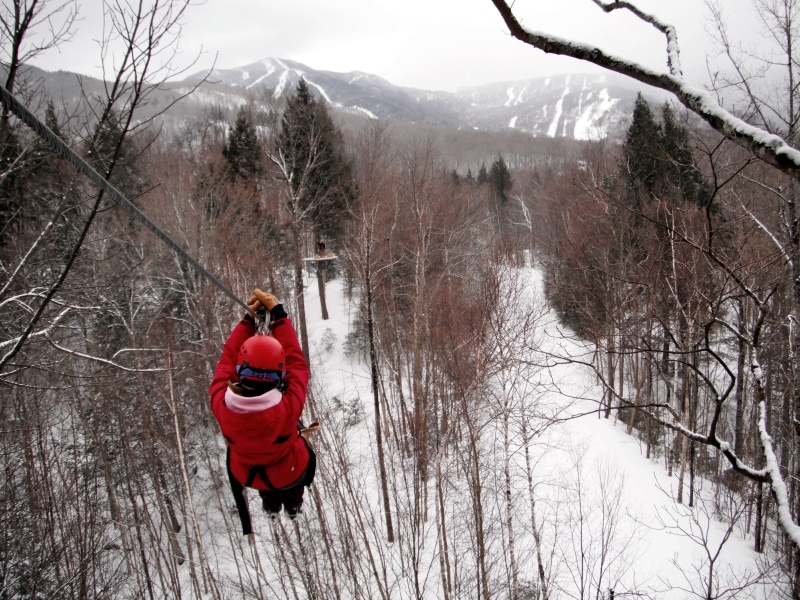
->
[166, 340, 219, 600]
[521, 399, 549, 600]
[437, 459, 453, 600]
[503, 382, 519, 600]
[316, 260, 329, 320]
[618, 336, 625, 417]
[292, 225, 311, 368]
[790, 182, 800, 598]
[734, 299, 747, 457]
[473, 450, 490, 600]
[605, 331, 615, 419]
[676, 387, 690, 503]
[366, 265, 394, 542]
[755, 482, 764, 553]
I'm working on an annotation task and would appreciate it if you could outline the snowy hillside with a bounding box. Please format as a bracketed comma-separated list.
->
[459, 73, 637, 140]
[12, 57, 650, 139]
[182, 58, 650, 139]
[188, 265, 780, 599]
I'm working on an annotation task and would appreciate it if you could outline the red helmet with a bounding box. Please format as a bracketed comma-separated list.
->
[237, 335, 285, 381]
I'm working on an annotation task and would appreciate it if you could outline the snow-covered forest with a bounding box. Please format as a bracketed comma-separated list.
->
[3, 0, 800, 598]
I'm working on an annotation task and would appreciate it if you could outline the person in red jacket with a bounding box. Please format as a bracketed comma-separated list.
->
[209, 289, 313, 527]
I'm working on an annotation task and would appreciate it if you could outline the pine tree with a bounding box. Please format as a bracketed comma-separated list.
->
[194, 161, 226, 223]
[488, 155, 512, 203]
[661, 104, 710, 207]
[30, 102, 66, 187]
[223, 107, 261, 179]
[0, 123, 23, 243]
[621, 94, 710, 207]
[276, 78, 354, 244]
[85, 109, 142, 200]
[274, 78, 356, 365]
[622, 93, 668, 197]
[29, 102, 82, 257]
[477, 164, 488, 185]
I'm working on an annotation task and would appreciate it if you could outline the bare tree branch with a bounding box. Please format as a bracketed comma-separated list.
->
[489, 0, 800, 180]
[590, 0, 683, 77]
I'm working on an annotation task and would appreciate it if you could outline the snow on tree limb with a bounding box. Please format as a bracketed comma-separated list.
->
[589, 0, 683, 77]
[745, 349, 800, 548]
[489, 0, 800, 181]
[47, 337, 168, 373]
[758, 400, 800, 547]
[740, 202, 794, 268]
[553, 346, 770, 482]
[0, 307, 71, 353]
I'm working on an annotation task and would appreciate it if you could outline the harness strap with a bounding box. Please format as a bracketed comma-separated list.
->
[244, 464, 274, 490]
[226, 423, 318, 535]
[226, 448, 253, 536]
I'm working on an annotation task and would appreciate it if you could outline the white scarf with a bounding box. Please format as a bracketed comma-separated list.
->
[224, 387, 283, 414]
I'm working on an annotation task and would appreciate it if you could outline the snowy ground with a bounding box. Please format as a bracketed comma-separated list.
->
[191, 264, 780, 599]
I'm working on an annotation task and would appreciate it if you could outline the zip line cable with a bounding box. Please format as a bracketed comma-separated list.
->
[0, 85, 261, 322]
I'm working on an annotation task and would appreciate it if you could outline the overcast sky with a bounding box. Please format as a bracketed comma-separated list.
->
[29, 0, 761, 93]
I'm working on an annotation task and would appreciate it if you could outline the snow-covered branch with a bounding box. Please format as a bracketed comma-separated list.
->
[0, 306, 72, 352]
[0, 219, 56, 299]
[740, 202, 793, 268]
[752, 356, 800, 548]
[556, 340, 770, 482]
[589, 0, 682, 77]
[489, 0, 800, 181]
[47, 338, 168, 373]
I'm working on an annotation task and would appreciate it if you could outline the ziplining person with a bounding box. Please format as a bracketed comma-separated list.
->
[0, 85, 320, 534]
[210, 289, 317, 532]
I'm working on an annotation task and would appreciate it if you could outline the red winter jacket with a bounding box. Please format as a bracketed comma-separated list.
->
[210, 314, 310, 490]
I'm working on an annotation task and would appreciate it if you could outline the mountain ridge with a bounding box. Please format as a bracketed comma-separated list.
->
[183, 57, 655, 140]
[11, 58, 660, 141]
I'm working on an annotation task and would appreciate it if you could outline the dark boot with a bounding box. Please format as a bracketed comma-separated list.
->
[281, 485, 305, 520]
[259, 490, 281, 521]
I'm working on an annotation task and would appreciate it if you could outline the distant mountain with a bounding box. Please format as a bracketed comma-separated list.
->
[11, 58, 657, 142]
[183, 57, 460, 126]
[183, 58, 652, 140]
[455, 74, 639, 140]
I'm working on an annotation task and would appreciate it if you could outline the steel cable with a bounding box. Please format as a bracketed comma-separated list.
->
[0, 85, 260, 321]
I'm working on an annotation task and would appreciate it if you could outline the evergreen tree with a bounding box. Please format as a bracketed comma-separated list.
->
[194, 161, 226, 223]
[276, 78, 354, 244]
[0, 124, 24, 243]
[29, 102, 82, 257]
[31, 102, 66, 187]
[621, 94, 709, 207]
[661, 103, 711, 207]
[622, 93, 668, 196]
[488, 155, 512, 203]
[84, 109, 142, 200]
[223, 107, 261, 179]
[477, 164, 488, 185]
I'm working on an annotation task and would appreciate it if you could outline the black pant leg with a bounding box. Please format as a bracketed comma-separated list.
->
[258, 489, 282, 513]
[280, 485, 305, 511]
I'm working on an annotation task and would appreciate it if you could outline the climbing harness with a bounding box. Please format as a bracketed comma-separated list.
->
[227, 421, 320, 535]
[0, 85, 262, 324]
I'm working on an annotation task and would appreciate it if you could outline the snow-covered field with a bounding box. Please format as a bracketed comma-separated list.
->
[190, 264, 780, 599]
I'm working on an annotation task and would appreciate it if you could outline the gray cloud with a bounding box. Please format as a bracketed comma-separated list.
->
[26, 0, 760, 93]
